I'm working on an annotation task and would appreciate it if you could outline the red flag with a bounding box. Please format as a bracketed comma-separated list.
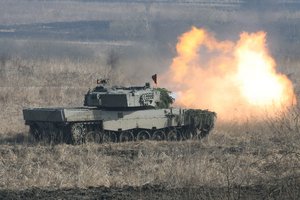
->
[152, 74, 157, 84]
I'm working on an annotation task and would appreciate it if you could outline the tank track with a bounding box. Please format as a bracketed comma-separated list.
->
[29, 123, 214, 145]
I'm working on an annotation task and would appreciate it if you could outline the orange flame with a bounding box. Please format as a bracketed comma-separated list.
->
[162, 27, 296, 121]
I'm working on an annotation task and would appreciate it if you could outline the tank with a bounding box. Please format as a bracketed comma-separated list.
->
[23, 80, 216, 144]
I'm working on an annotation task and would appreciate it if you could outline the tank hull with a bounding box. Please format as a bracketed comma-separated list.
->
[23, 107, 216, 144]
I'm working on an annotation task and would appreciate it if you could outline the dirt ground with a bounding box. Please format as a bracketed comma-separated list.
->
[0, 130, 300, 200]
[1, 181, 300, 200]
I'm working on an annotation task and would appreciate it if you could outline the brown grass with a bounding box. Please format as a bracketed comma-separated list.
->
[0, 56, 299, 199]
[0, 55, 129, 134]
[0, 117, 299, 192]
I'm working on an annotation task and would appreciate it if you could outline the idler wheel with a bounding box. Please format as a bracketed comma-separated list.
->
[119, 131, 134, 142]
[137, 130, 151, 141]
[152, 130, 166, 141]
[70, 123, 86, 145]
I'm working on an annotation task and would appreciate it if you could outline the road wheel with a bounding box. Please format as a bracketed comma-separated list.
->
[103, 131, 117, 143]
[152, 130, 166, 141]
[119, 131, 134, 142]
[167, 129, 182, 141]
[137, 130, 150, 141]
[70, 123, 86, 145]
[85, 131, 96, 143]
[94, 131, 103, 143]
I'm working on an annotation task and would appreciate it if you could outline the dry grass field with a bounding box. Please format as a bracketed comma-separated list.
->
[0, 59, 299, 199]
[0, 1, 300, 199]
[1, 87, 300, 199]
[0, 118, 300, 199]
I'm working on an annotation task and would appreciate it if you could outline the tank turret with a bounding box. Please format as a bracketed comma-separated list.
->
[84, 81, 161, 109]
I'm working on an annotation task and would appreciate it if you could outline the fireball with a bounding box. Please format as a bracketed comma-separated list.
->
[162, 27, 296, 121]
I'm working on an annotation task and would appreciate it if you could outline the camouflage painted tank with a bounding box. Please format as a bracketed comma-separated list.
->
[23, 80, 216, 144]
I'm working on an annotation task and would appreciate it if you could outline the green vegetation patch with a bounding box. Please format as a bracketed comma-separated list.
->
[155, 88, 175, 109]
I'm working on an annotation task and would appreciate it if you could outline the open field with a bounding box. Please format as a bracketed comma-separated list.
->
[0, 0, 300, 199]
[0, 121, 300, 199]
[1, 182, 299, 200]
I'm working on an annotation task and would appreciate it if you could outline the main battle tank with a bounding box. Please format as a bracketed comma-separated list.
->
[23, 80, 216, 144]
